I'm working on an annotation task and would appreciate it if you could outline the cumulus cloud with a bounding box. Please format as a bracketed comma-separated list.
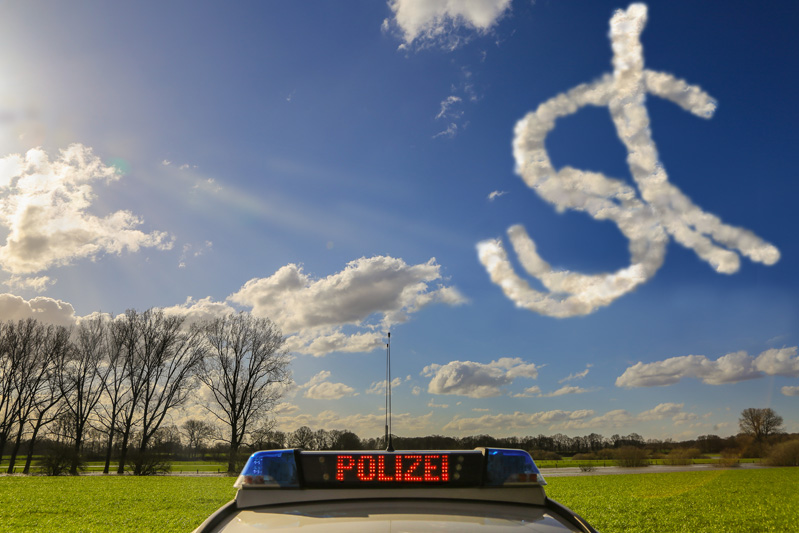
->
[0, 293, 77, 326]
[488, 190, 507, 201]
[782, 386, 799, 397]
[384, 0, 512, 50]
[423, 357, 538, 398]
[0, 144, 173, 276]
[229, 256, 465, 356]
[300, 371, 358, 400]
[160, 296, 237, 327]
[616, 347, 799, 388]
[478, 4, 779, 318]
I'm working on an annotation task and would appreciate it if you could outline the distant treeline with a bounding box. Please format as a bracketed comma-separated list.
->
[247, 426, 782, 457]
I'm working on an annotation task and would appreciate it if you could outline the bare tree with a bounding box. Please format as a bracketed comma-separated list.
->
[95, 317, 134, 474]
[5, 320, 70, 473]
[132, 309, 206, 475]
[198, 313, 291, 473]
[0, 322, 19, 460]
[739, 408, 784, 441]
[58, 317, 111, 475]
[115, 310, 147, 474]
[22, 347, 69, 474]
[182, 419, 215, 458]
[287, 426, 315, 449]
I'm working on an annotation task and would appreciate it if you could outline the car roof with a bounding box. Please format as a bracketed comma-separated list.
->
[209, 499, 585, 532]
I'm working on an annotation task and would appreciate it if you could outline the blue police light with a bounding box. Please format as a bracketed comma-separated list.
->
[484, 448, 547, 486]
[234, 449, 299, 489]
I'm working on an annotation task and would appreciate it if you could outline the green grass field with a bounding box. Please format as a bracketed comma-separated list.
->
[546, 468, 799, 532]
[0, 468, 795, 532]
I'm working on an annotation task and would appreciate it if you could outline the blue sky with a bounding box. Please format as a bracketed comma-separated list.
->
[0, 0, 796, 441]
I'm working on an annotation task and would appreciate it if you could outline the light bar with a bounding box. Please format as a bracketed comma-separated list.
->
[234, 449, 299, 489]
[484, 448, 547, 486]
[235, 447, 546, 489]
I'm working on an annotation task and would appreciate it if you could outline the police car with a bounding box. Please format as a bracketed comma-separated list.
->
[193, 447, 598, 532]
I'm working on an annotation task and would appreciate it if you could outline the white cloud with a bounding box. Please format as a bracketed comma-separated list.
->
[366, 377, 403, 395]
[616, 347, 799, 388]
[511, 385, 541, 398]
[3, 275, 53, 292]
[559, 364, 592, 384]
[436, 95, 462, 120]
[178, 241, 213, 268]
[782, 386, 799, 397]
[754, 347, 799, 377]
[428, 399, 449, 408]
[229, 256, 465, 356]
[0, 144, 172, 275]
[639, 403, 684, 421]
[276, 409, 434, 437]
[0, 293, 77, 326]
[433, 122, 458, 139]
[160, 296, 237, 327]
[423, 357, 538, 398]
[443, 409, 593, 433]
[444, 403, 695, 434]
[560, 403, 693, 431]
[300, 371, 358, 400]
[478, 4, 779, 318]
[273, 402, 300, 415]
[487, 190, 507, 201]
[385, 0, 512, 50]
[542, 385, 593, 397]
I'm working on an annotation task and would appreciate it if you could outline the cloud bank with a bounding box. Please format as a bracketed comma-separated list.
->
[478, 4, 779, 318]
[616, 347, 799, 387]
[384, 0, 511, 50]
[423, 357, 538, 398]
[443, 402, 690, 433]
[1, 254, 464, 359]
[0, 145, 172, 277]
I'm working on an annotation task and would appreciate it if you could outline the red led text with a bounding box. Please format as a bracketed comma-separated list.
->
[334, 454, 450, 483]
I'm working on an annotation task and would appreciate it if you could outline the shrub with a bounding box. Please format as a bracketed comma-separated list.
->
[765, 439, 799, 466]
[663, 447, 701, 466]
[614, 446, 649, 467]
[130, 451, 172, 475]
[36, 443, 85, 476]
[571, 453, 597, 461]
[595, 448, 616, 460]
[716, 448, 741, 467]
[529, 450, 562, 461]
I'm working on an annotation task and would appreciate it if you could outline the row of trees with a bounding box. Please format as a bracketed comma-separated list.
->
[0, 311, 291, 474]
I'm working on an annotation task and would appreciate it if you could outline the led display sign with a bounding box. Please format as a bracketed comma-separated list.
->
[299, 451, 484, 488]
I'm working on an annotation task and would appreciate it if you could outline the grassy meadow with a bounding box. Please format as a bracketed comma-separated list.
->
[0, 468, 796, 532]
